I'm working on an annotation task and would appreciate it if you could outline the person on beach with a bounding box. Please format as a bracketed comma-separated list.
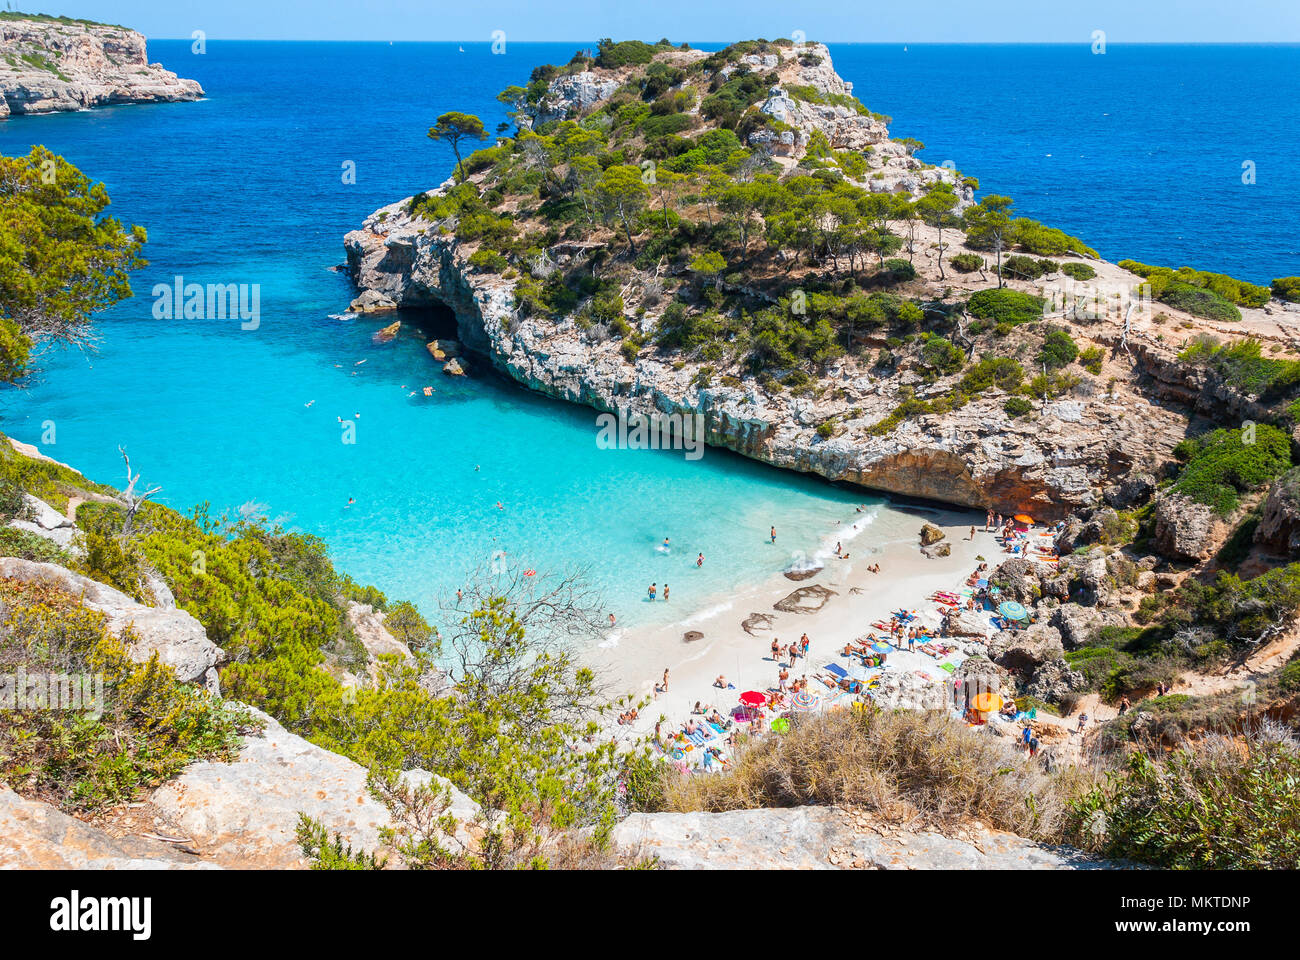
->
[662, 668, 669, 693]
[835, 541, 842, 558]
[1118, 695, 1131, 715]
[969, 525, 976, 540]
[608, 613, 616, 627]
[788, 645, 797, 668]
[663, 583, 669, 602]
[714, 675, 729, 688]
[653, 721, 662, 746]
[697, 552, 704, 567]
[702, 748, 714, 772]
[663, 537, 670, 550]
[648, 583, 657, 601]
[770, 526, 776, 544]
[800, 633, 810, 657]
[778, 666, 789, 691]
[771, 638, 781, 661]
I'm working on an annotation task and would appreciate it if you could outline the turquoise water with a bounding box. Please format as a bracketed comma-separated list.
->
[1, 40, 1295, 629]
[0, 40, 874, 628]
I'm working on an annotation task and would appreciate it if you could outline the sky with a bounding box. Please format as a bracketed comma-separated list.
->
[19, 0, 1300, 42]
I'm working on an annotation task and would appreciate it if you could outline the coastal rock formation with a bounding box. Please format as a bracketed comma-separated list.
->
[148, 706, 479, 868]
[6, 492, 77, 550]
[0, 16, 202, 118]
[920, 522, 945, 545]
[989, 623, 1065, 673]
[944, 608, 996, 638]
[1152, 491, 1223, 562]
[343, 44, 1190, 521]
[0, 558, 222, 684]
[0, 784, 215, 870]
[611, 807, 1121, 869]
[345, 198, 1181, 521]
[1255, 468, 1300, 558]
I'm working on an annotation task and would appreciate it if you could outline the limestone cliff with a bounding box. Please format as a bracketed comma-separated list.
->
[343, 42, 1199, 520]
[0, 15, 201, 117]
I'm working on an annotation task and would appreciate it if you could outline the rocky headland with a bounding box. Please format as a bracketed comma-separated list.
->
[0, 14, 201, 118]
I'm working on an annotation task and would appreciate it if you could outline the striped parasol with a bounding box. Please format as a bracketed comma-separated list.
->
[792, 691, 820, 711]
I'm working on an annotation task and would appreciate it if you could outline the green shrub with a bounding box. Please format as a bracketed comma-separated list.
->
[1002, 254, 1046, 281]
[1069, 735, 1300, 869]
[967, 288, 1045, 326]
[959, 355, 1024, 395]
[881, 258, 916, 283]
[950, 253, 983, 274]
[1079, 345, 1104, 374]
[1060, 261, 1096, 281]
[1273, 277, 1300, 303]
[1119, 259, 1271, 308]
[1038, 329, 1079, 370]
[0, 577, 250, 813]
[1170, 424, 1291, 515]
[1003, 395, 1033, 417]
[467, 249, 509, 272]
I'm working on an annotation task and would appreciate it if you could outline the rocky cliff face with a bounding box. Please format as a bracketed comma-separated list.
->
[0, 16, 202, 117]
[345, 215, 1182, 523]
[611, 806, 1125, 869]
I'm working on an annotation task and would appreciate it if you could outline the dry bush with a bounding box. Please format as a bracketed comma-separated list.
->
[660, 707, 1098, 841]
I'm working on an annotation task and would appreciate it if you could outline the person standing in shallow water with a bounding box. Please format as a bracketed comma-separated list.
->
[770, 526, 777, 544]
[648, 582, 657, 601]
[697, 552, 704, 567]
[663, 583, 669, 602]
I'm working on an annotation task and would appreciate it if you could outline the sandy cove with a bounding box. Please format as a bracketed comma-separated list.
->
[588, 504, 999, 744]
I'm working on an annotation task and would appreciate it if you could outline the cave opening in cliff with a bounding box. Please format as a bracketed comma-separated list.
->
[403, 302, 459, 343]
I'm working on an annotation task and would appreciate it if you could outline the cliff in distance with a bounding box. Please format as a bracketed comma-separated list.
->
[0, 13, 202, 117]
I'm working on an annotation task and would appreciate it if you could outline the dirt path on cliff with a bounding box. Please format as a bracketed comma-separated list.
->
[1169, 620, 1300, 698]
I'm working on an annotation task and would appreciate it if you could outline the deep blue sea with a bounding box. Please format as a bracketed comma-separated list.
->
[1, 41, 1296, 630]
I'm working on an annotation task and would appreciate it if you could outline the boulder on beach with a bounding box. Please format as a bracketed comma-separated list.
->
[921, 541, 951, 559]
[920, 523, 946, 545]
[773, 584, 837, 614]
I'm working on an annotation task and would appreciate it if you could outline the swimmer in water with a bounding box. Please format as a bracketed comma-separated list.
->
[662, 537, 670, 549]
[697, 552, 704, 567]
[608, 613, 616, 627]
[345, 497, 355, 508]
[496, 501, 503, 510]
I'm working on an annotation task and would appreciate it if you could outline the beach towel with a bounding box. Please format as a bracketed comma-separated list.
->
[939, 662, 956, 674]
[825, 662, 849, 679]
[871, 641, 893, 653]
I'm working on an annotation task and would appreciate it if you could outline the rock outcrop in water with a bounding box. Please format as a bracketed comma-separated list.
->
[0, 15, 202, 117]
[343, 43, 1207, 521]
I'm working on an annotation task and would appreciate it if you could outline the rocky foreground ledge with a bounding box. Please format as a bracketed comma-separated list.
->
[0, 15, 202, 117]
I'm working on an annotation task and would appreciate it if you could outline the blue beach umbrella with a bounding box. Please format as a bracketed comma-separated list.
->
[998, 600, 1029, 622]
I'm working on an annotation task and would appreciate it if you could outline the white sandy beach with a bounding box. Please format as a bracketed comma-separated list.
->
[586, 502, 1010, 751]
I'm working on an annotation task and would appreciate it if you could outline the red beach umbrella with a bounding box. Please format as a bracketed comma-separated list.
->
[738, 690, 766, 707]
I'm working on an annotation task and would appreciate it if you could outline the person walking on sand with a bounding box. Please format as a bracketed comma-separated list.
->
[771, 638, 781, 661]
[779, 666, 789, 692]
[969, 525, 976, 540]
[788, 644, 797, 668]
[800, 633, 810, 657]
[662, 668, 669, 693]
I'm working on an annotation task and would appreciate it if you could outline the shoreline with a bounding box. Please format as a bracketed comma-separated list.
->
[587, 502, 1000, 746]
